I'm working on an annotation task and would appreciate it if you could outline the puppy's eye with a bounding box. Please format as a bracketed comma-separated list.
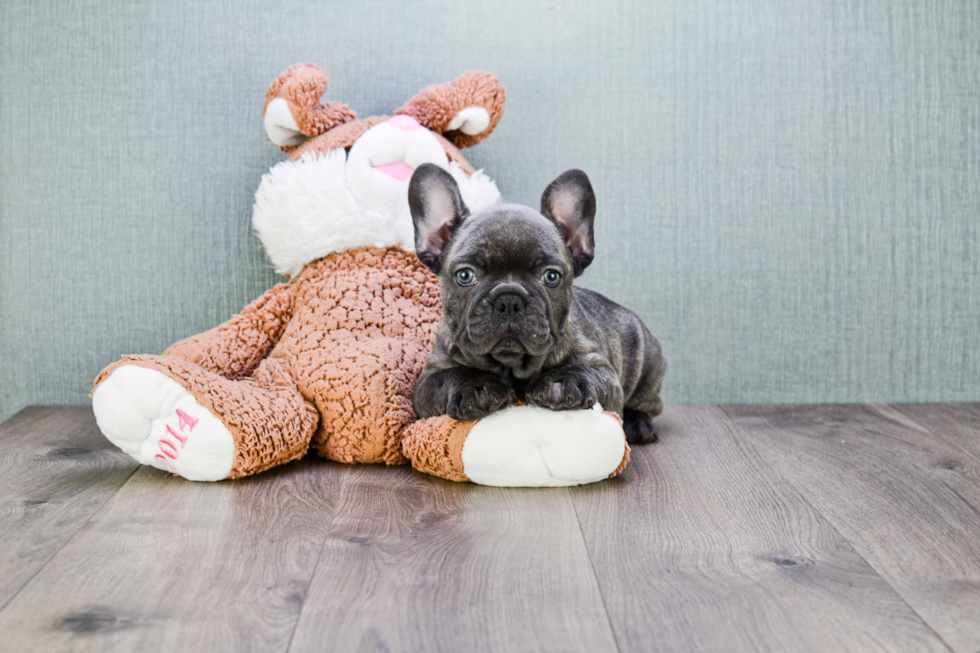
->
[455, 268, 477, 286]
[542, 269, 562, 287]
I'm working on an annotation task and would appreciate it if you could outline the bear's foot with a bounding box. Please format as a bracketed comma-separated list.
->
[403, 403, 629, 487]
[92, 365, 235, 481]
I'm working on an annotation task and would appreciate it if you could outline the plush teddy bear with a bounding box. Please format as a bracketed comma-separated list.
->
[91, 64, 629, 486]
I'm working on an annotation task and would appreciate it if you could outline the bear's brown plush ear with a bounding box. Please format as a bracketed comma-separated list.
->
[409, 164, 470, 273]
[541, 169, 597, 276]
[395, 72, 506, 148]
[263, 64, 357, 152]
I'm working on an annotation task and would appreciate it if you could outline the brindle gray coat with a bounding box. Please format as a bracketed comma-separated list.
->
[409, 165, 666, 444]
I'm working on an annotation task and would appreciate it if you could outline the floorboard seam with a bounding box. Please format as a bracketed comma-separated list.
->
[0, 462, 141, 616]
[716, 404, 958, 653]
[283, 465, 352, 653]
[569, 489, 622, 653]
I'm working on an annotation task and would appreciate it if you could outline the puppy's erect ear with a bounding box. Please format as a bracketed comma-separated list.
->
[409, 163, 470, 273]
[540, 169, 596, 276]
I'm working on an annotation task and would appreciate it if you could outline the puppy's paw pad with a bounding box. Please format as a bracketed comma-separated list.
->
[93, 366, 235, 481]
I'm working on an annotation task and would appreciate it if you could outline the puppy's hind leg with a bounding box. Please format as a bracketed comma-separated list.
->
[623, 408, 659, 444]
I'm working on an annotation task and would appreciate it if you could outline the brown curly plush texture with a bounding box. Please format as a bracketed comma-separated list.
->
[93, 355, 318, 479]
[164, 282, 296, 378]
[287, 115, 387, 161]
[272, 67, 504, 160]
[395, 71, 506, 148]
[265, 63, 358, 152]
[401, 416, 474, 482]
[94, 247, 444, 475]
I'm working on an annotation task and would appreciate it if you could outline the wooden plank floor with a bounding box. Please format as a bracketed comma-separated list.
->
[0, 404, 978, 652]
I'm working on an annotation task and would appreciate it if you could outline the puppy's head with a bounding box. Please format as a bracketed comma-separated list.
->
[409, 164, 596, 375]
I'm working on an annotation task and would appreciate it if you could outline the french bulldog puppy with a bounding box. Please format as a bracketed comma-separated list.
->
[409, 164, 666, 444]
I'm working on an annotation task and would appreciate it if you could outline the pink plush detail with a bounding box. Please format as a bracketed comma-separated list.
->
[388, 114, 422, 131]
[160, 439, 179, 458]
[374, 161, 414, 181]
[177, 409, 198, 432]
[166, 423, 188, 447]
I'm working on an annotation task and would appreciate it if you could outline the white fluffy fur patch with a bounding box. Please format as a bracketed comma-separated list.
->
[461, 403, 627, 487]
[93, 366, 235, 482]
[252, 150, 501, 277]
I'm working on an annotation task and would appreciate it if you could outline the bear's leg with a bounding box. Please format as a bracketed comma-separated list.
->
[92, 355, 318, 481]
[307, 336, 431, 465]
[402, 404, 631, 487]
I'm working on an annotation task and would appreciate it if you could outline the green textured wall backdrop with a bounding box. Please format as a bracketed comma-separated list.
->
[1, 0, 978, 422]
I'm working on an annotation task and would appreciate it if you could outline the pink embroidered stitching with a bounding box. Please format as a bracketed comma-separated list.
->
[166, 424, 188, 447]
[177, 409, 199, 432]
[159, 440, 178, 458]
[155, 408, 199, 469]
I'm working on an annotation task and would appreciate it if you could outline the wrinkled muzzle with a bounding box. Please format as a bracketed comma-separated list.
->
[462, 283, 554, 360]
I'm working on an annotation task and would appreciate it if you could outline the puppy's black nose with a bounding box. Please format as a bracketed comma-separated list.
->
[493, 293, 526, 316]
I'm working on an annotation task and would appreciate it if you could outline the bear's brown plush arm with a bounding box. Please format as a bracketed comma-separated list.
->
[395, 72, 506, 148]
[401, 410, 631, 483]
[163, 282, 296, 380]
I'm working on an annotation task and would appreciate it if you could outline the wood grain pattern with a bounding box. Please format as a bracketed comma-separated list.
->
[890, 403, 980, 468]
[0, 453, 348, 652]
[6, 406, 980, 652]
[0, 407, 138, 611]
[723, 404, 980, 653]
[572, 405, 950, 653]
[287, 464, 619, 653]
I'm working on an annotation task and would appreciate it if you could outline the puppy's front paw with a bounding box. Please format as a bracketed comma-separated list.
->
[447, 376, 517, 421]
[526, 369, 598, 411]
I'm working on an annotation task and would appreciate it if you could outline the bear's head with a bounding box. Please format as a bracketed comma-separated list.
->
[253, 64, 505, 278]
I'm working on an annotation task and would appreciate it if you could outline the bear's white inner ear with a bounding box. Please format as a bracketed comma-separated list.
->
[264, 98, 308, 146]
[447, 106, 491, 135]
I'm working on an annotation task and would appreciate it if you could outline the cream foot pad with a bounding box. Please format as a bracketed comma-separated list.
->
[92, 365, 235, 481]
[403, 403, 629, 487]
